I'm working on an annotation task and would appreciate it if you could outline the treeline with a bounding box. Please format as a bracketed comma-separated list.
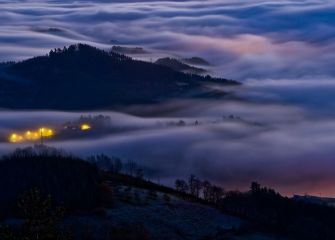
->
[220, 182, 335, 240]
[0, 146, 102, 219]
[87, 154, 145, 179]
[96, 155, 335, 239]
[87, 155, 221, 204]
[87, 155, 211, 205]
[173, 176, 335, 239]
[0, 147, 153, 240]
[2, 147, 335, 240]
[173, 176, 335, 240]
[175, 175, 224, 204]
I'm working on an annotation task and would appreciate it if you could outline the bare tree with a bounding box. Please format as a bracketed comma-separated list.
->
[202, 180, 212, 201]
[188, 175, 202, 197]
[111, 157, 123, 174]
[175, 179, 188, 193]
[250, 181, 261, 194]
[211, 185, 225, 203]
[194, 178, 202, 198]
[125, 160, 137, 176]
[188, 174, 197, 196]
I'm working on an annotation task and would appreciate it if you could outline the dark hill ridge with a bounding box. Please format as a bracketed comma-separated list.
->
[0, 44, 238, 110]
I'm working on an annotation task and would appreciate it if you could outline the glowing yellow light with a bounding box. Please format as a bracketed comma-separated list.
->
[81, 124, 91, 131]
[9, 133, 17, 143]
[25, 130, 40, 140]
[9, 133, 24, 143]
[39, 127, 54, 137]
[9, 127, 55, 143]
[25, 131, 32, 140]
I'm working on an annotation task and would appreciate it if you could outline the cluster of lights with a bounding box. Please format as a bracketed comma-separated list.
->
[8, 124, 92, 143]
[9, 127, 54, 143]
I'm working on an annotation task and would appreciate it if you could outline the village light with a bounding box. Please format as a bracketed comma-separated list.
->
[8, 121, 94, 143]
[80, 124, 91, 131]
[9, 133, 17, 143]
[9, 133, 24, 143]
[9, 127, 54, 143]
[38, 127, 54, 137]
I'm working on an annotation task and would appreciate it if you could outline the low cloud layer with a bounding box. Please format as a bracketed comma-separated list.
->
[0, 0, 335, 80]
[1, 81, 335, 197]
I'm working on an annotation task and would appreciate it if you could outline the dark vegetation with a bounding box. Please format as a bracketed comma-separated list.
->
[221, 183, 335, 240]
[91, 154, 335, 240]
[1, 148, 335, 239]
[0, 188, 71, 240]
[87, 154, 208, 204]
[174, 175, 335, 240]
[0, 146, 102, 220]
[0, 44, 238, 110]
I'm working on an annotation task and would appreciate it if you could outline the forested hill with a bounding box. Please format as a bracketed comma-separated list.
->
[0, 44, 238, 110]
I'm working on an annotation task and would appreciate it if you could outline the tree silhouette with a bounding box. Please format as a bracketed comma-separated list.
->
[202, 180, 212, 201]
[0, 188, 71, 240]
[175, 179, 189, 193]
[188, 175, 202, 197]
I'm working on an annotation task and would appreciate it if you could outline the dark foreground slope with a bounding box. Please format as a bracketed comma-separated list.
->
[0, 44, 238, 110]
[2, 148, 335, 239]
[0, 147, 274, 240]
[0, 147, 102, 219]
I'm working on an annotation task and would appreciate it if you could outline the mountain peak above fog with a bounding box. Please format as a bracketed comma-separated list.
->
[0, 44, 238, 110]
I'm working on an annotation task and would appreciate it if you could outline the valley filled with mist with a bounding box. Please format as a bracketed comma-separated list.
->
[2, 79, 335, 197]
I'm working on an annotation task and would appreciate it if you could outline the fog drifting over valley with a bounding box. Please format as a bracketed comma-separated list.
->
[1, 81, 335, 197]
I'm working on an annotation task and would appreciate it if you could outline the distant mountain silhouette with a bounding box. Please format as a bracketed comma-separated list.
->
[0, 44, 238, 110]
[155, 57, 206, 75]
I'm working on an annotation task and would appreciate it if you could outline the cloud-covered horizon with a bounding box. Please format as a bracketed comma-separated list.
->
[0, 0, 335, 80]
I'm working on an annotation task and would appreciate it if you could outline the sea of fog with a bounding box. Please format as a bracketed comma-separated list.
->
[1, 80, 335, 197]
[1, 0, 335, 81]
[1, 0, 335, 197]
